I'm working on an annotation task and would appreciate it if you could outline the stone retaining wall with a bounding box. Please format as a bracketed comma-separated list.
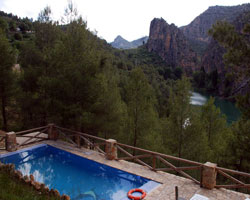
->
[0, 161, 70, 200]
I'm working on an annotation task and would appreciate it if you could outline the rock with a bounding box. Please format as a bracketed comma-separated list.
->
[23, 175, 31, 184]
[44, 186, 50, 194]
[34, 181, 41, 190]
[54, 189, 60, 198]
[16, 170, 23, 180]
[30, 174, 35, 182]
[14, 170, 23, 179]
[181, 4, 250, 45]
[50, 188, 55, 196]
[200, 9, 250, 97]
[61, 194, 70, 200]
[147, 18, 198, 75]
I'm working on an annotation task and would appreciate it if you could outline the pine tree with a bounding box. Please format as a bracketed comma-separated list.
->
[0, 30, 16, 130]
[162, 77, 210, 162]
[125, 68, 160, 153]
[165, 76, 191, 158]
[200, 97, 231, 163]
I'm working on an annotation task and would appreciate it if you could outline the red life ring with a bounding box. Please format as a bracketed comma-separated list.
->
[127, 188, 146, 200]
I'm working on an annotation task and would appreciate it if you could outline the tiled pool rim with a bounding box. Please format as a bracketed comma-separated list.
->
[0, 143, 161, 200]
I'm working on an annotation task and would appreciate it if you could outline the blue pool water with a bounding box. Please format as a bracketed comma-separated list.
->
[0, 144, 159, 200]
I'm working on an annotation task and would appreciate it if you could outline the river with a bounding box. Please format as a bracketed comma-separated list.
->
[190, 92, 241, 124]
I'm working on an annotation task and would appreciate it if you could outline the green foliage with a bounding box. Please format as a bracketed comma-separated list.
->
[209, 18, 250, 96]
[192, 67, 219, 94]
[200, 97, 231, 162]
[14, 32, 22, 40]
[9, 20, 16, 32]
[173, 67, 183, 80]
[192, 68, 206, 88]
[0, 30, 16, 130]
[230, 119, 250, 173]
[209, 15, 250, 170]
[0, 17, 8, 33]
[162, 78, 232, 164]
[163, 77, 193, 158]
[236, 93, 250, 120]
[124, 68, 161, 152]
[18, 8, 126, 140]
[209, 21, 250, 75]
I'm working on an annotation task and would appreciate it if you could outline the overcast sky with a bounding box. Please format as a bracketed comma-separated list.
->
[0, 0, 249, 42]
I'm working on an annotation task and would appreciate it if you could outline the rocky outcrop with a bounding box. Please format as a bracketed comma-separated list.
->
[111, 35, 148, 49]
[147, 18, 198, 75]
[201, 9, 250, 96]
[202, 39, 225, 75]
[181, 4, 250, 45]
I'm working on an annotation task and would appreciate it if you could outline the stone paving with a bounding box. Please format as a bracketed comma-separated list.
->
[1, 140, 250, 200]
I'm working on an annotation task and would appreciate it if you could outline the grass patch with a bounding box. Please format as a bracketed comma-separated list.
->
[0, 171, 59, 200]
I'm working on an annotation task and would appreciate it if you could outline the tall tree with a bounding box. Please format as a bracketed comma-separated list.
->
[0, 17, 8, 34]
[0, 30, 16, 130]
[18, 6, 60, 127]
[231, 119, 250, 173]
[163, 77, 210, 162]
[165, 77, 191, 158]
[125, 68, 160, 153]
[200, 97, 231, 162]
[209, 14, 250, 168]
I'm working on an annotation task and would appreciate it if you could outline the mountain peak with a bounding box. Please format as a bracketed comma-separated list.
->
[110, 36, 148, 49]
[114, 35, 125, 41]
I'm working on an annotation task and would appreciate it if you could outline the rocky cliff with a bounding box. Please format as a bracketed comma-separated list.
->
[145, 4, 250, 97]
[181, 4, 250, 45]
[146, 18, 198, 75]
[200, 6, 250, 96]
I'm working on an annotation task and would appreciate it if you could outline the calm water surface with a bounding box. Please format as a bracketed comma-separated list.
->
[190, 92, 241, 123]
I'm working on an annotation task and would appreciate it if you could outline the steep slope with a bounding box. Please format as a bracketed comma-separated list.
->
[201, 11, 250, 97]
[181, 4, 250, 44]
[131, 36, 148, 48]
[110, 35, 148, 49]
[146, 18, 198, 75]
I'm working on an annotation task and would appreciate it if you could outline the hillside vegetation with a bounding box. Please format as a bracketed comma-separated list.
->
[0, 3, 249, 191]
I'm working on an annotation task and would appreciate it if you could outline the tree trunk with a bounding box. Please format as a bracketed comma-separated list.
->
[178, 118, 183, 159]
[133, 107, 138, 156]
[1, 96, 7, 131]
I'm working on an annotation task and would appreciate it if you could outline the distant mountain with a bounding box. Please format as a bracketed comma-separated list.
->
[131, 36, 148, 48]
[146, 18, 198, 75]
[110, 35, 148, 49]
[181, 4, 250, 44]
[180, 4, 250, 55]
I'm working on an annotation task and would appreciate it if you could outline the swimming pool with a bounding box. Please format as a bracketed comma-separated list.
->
[0, 144, 160, 200]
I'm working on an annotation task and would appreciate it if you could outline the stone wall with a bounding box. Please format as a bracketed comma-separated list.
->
[0, 162, 70, 200]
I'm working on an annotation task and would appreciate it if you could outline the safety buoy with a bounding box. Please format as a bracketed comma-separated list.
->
[127, 188, 146, 200]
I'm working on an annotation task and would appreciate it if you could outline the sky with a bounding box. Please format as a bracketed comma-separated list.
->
[0, 0, 250, 42]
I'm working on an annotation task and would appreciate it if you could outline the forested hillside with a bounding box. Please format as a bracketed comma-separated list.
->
[0, 3, 249, 188]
